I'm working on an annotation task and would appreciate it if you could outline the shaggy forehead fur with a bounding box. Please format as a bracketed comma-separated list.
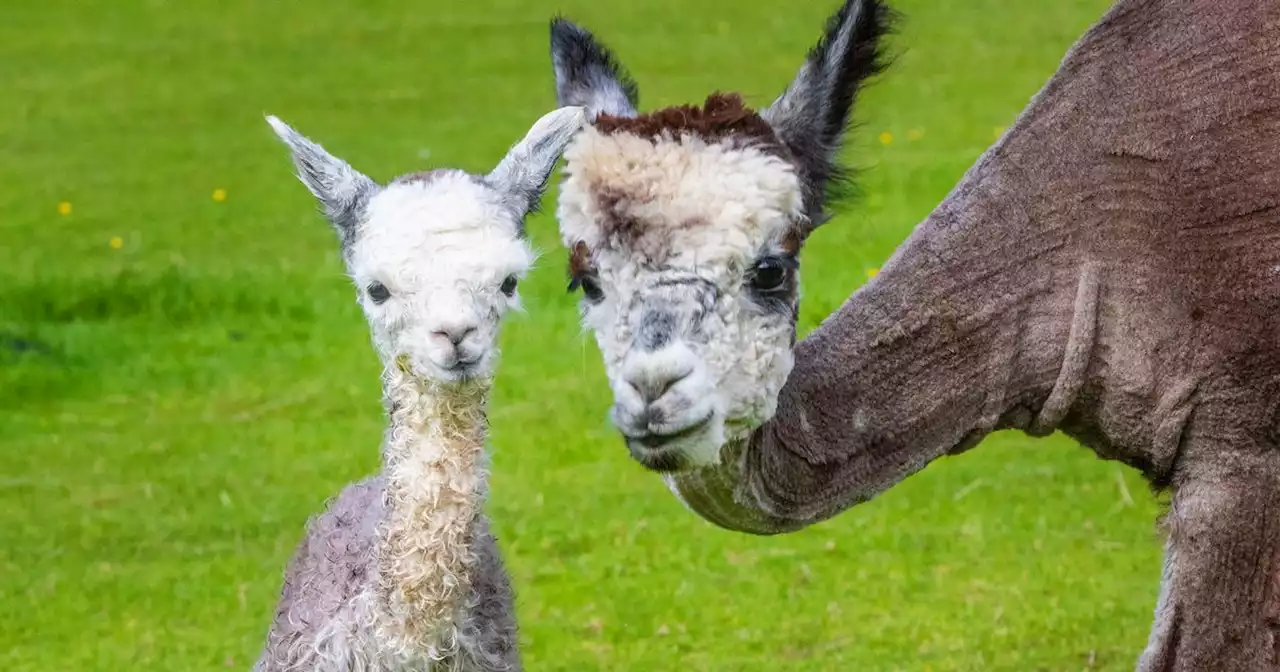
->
[558, 99, 805, 270]
[351, 171, 533, 291]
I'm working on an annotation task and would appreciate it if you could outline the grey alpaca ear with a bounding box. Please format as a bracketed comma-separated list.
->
[265, 115, 379, 243]
[761, 0, 893, 228]
[486, 106, 588, 218]
[549, 18, 640, 119]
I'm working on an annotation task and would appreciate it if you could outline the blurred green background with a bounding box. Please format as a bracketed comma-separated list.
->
[1, 0, 1163, 669]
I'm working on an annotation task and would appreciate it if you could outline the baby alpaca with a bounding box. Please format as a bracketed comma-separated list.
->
[252, 106, 585, 671]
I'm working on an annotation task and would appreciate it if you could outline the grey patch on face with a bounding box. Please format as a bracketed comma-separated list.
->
[264, 115, 380, 252]
[549, 18, 640, 119]
[636, 309, 676, 352]
[636, 277, 718, 344]
[484, 106, 588, 226]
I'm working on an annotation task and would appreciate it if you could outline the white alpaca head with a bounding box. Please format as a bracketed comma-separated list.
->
[267, 107, 586, 384]
[550, 0, 891, 471]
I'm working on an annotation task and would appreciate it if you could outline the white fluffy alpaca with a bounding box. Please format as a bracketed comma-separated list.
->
[252, 106, 585, 672]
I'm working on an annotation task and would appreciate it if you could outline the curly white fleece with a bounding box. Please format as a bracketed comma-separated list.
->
[556, 126, 806, 464]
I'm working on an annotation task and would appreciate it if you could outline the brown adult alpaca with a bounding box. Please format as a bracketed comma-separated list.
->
[551, 0, 1280, 669]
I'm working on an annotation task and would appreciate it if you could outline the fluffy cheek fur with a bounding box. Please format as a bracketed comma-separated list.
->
[580, 261, 797, 460]
[560, 127, 804, 459]
[702, 296, 796, 441]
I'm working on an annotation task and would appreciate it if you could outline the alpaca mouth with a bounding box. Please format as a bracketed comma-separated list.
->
[426, 356, 485, 383]
[443, 362, 480, 379]
[626, 414, 714, 472]
[634, 418, 710, 449]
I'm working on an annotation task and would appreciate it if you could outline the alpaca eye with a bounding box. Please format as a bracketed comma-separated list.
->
[569, 274, 605, 304]
[581, 276, 604, 303]
[750, 259, 789, 293]
[500, 275, 518, 297]
[367, 282, 391, 304]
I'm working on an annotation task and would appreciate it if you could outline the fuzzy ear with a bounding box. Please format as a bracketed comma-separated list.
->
[549, 18, 640, 120]
[265, 115, 379, 244]
[485, 106, 588, 218]
[761, 0, 893, 227]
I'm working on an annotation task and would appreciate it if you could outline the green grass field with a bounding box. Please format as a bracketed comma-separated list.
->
[0, 0, 1166, 669]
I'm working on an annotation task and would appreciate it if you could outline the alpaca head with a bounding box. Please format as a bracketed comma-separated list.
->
[267, 107, 586, 384]
[550, 0, 891, 471]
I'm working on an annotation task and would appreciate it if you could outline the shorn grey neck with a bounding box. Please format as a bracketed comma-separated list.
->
[666, 0, 1280, 534]
[667, 151, 1088, 531]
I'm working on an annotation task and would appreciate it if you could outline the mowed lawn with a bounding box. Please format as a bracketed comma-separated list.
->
[0, 0, 1161, 669]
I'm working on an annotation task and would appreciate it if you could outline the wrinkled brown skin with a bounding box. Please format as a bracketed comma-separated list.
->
[670, 0, 1280, 669]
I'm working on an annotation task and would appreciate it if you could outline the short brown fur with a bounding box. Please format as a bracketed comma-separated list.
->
[595, 93, 783, 152]
[568, 241, 593, 279]
[568, 94, 802, 268]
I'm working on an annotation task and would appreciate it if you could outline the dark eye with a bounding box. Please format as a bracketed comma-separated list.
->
[568, 274, 605, 304]
[750, 258, 790, 294]
[500, 275, 518, 297]
[367, 282, 391, 304]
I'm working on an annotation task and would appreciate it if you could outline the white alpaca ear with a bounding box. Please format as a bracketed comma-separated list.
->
[265, 115, 379, 243]
[485, 106, 587, 217]
[549, 18, 639, 120]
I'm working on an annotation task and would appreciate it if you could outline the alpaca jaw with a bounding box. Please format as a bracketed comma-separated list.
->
[609, 338, 726, 471]
[586, 266, 795, 473]
[557, 127, 805, 472]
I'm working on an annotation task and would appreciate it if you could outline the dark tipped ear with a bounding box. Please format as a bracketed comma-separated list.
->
[549, 17, 640, 120]
[486, 106, 588, 220]
[761, 0, 894, 228]
[265, 115, 379, 245]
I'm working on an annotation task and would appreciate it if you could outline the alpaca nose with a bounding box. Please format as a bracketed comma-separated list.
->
[432, 323, 476, 347]
[624, 358, 694, 406]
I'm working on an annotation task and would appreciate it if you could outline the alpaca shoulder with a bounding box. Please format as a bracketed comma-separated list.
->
[256, 475, 387, 667]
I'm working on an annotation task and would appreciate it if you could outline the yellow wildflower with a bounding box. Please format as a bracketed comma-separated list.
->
[212, 188, 227, 202]
[57, 202, 73, 216]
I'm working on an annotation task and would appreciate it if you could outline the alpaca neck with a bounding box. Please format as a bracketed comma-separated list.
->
[669, 149, 1088, 533]
[374, 363, 491, 648]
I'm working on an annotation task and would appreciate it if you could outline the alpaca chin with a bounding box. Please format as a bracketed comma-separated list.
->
[626, 412, 726, 472]
[682, 416, 726, 467]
